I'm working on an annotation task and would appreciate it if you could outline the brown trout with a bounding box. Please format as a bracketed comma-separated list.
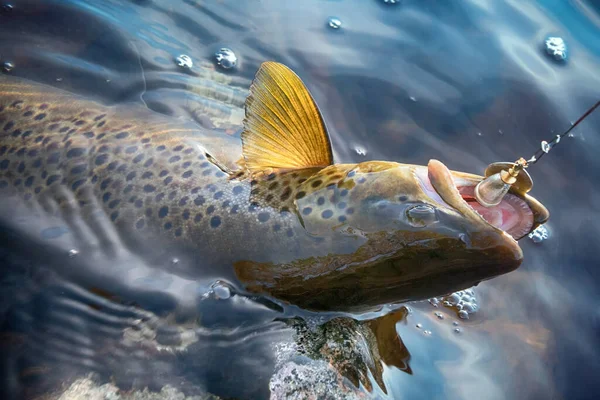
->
[0, 62, 548, 311]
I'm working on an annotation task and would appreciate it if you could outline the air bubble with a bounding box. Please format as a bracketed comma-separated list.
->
[423, 330, 432, 336]
[429, 298, 439, 307]
[176, 54, 193, 69]
[416, 323, 422, 329]
[545, 36, 567, 61]
[453, 327, 461, 333]
[462, 302, 475, 313]
[382, 0, 401, 4]
[215, 48, 237, 69]
[528, 224, 549, 243]
[68, 249, 79, 257]
[327, 17, 342, 29]
[171, 257, 180, 264]
[211, 281, 231, 300]
[452, 321, 459, 326]
[443, 300, 452, 307]
[2, 62, 14, 73]
[448, 293, 461, 305]
[458, 310, 469, 319]
[409, 96, 417, 102]
[434, 312, 444, 320]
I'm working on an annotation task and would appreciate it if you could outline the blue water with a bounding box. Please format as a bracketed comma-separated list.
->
[0, 0, 599, 399]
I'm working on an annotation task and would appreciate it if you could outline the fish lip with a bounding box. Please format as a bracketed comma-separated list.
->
[425, 160, 522, 248]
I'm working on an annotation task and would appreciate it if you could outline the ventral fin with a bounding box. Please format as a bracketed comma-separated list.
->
[242, 62, 333, 175]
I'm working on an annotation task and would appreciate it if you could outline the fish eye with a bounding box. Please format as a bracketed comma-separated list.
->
[405, 204, 437, 227]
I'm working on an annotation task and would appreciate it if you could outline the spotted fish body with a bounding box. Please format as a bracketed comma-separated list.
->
[0, 63, 549, 312]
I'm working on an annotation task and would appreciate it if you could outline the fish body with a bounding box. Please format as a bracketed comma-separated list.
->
[0, 62, 549, 311]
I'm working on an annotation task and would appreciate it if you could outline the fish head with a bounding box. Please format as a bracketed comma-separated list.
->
[260, 158, 549, 311]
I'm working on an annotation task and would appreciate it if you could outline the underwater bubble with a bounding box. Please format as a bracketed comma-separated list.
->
[1, 4, 13, 13]
[528, 224, 549, 243]
[476, 132, 483, 137]
[458, 310, 469, 320]
[462, 302, 475, 313]
[404, 305, 413, 314]
[434, 312, 444, 320]
[452, 321, 459, 326]
[454, 327, 461, 333]
[545, 36, 567, 61]
[175, 54, 193, 69]
[409, 96, 417, 102]
[68, 249, 79, 257]
[416, 323, 422, 329]
[328, 17, 342, 29]
[215, 48, 237, 69]
[443, 300, 452, 307]
[456, 304, 463, 311]
[429, 298, 439, 307]
[354, 145, 367, 156]
[382, 0, 401, 4]
[462, 295, 472, 303]
[211, 282, 231, 300]
[423, 330, 432, 336]
[2, 61, 14, 73]
[171, 257, 180, 264]
[448, 293, 461, 305]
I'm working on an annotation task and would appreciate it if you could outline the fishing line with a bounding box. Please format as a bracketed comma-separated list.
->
[474, 100, 600, 207]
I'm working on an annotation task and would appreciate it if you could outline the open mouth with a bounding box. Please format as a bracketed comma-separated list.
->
[418, 160, 534, 240]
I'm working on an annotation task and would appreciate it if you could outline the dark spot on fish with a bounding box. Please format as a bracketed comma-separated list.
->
[23, 111, 34, 117]
[233, 186, 244, 195]
[97, 132, 105, 139]
[156, 145, 166, 151]
[164, 176, 173, 185]
[124, 184, 133, 194]
[136, 219, 145, 229]
[210, 216, 221, 228]
[194, 213, 203, 222]
[24, 176, 34, 187]
[194, 196, 205, 206]
[326, 183, 336, 190]
[159, 170, 168, 177]
[286, 229, 294, 238]
[141, 138, 150, 144]
[102, 192, 112, 203]
[35, 187, 42, 194]
[231, 205, 239, 214]
[295, 191, 306, 200]
[280, 187, 292, 201]
[338, 215, 347, 222]
[14, 178, 22, 186]
[169, 156, 181, 163]
[248, 202, 258, 212]
[107, 161, 119, 171]
[156, 193, 165, 202]
[22, 130, 32, 138]
[17, 161, 25, 173]
[184, 148, 193, 154]
[216, 171, 226, 178]
[280, 206, 290, 213]
[213, 191, 223, 200]
[72, 179, 86, 191]
[145, 208, 152, 217]
[74, 120, 85, 126]
[125, 146, 137, 154]
[179, 196, 189, 206]
[174, 227, 183, 237]
[338, 202, 347, 209]
[144, 158, 154, 167]
[251, 188, 260, 195]
[134, 199, 143, 208]
[200, 162, 210, 168]
[108, 199, 120, 209]
[133, 154, 144, 163]
[265, 194, 274, 202]
[46, 175, 60, 185]
[182, 210, 190, 220]
[3, 121, 14, 131]
[321, 210, 333, 219]
[173, 145, 184, 152]
[34, 113, 47, 121]
[358, 177, 367, 184]
[95, 154, 109, 165]
[142, 171, 153, 179]
[207, 205, 215, 215]
[311, 180, 323, 188]
[110, 211, 119, 221]
[11, 129, 21, 137]
[347, 170, 356, 178]
[158, 206, 169, 218]
[346, 208, 355, 215]
[94, 114, 106, 121]
[273, 224, 281, 232]
[116, 132, 129, 139]
[182, 161, 191, 169]
[302, 207, 312, 215]
[100, 178, 112, 191]
[67, 148, 86, 158]
[201, 170, 211, 176]
[258, 212, 270, 222]
[144, 184, 156, 193]
[33, 159, 42, 168]
[317, 197, 325, 206]
[340, 190, 348, 197]
[268, 182, 279, 191]
[182, 170, 193, 179]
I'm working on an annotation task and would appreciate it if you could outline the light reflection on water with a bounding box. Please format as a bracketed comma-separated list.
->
[0, 0, 599, 399]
